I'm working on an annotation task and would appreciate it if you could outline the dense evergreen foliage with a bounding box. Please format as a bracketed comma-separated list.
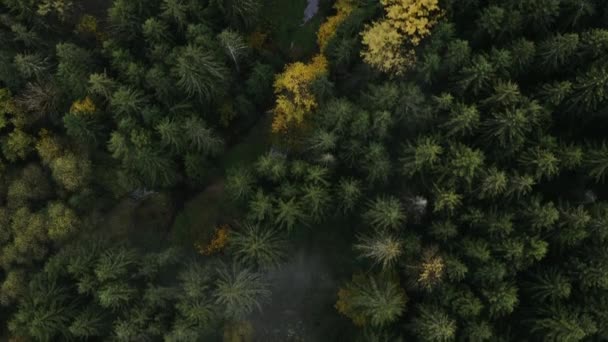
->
[2, 0, 608, 340]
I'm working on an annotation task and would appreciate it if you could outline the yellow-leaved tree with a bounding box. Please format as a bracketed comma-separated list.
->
[271, 55, 328, 133]
[361, 0, 442, 75]
[317, 0, 354, 51]
[271, 0, 353, 134]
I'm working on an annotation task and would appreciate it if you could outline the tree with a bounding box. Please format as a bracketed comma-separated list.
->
[131, 147, 177, 187]
[50, 152, 92, 192]
[401, 136, 443, 176]
[361, 0, 442, 75]
[363, 143, 392, 184]
[354, 231, 403, 270]
[479, 167, 508, 198]
[567, 66, 608, 114]
[531, 306, 597, 342]
[481, 282, 519, 318]
[433, 188, 462, 214]
[109, 86, 147, 117]
[55, 43, 93, 98]
[274, 197, 305, 231]
[336, 178, 362, 214]
[174, 45, 228, 103]
[519, 145, 560, 181]
[46, 201, 80, 241]
[183, 116, 223, 155]
[482, 107, 532, 151]
[228, 223, 286, 269]
[336, 273, 407, 327]
[9, 275, 75, 341]
[302, 184, 331, 221]
[218, 30, 249, 71]
[527, 268, 571, 303]
[408, 305, 456, 342]
[586, 142, 608, 181]
[213, 263, 270, 319]
[247, 190, 274, 223]
[361, 21, 412, 75]
[161, 0, 189, 27]
[476, 5, 505, 39]
[256, 153, 287, 182]
[537, 33, 580, 70]
[214, 0, 261, 29]
[2, 129, 34, 161]
[441, 102, 479, 137]
[14, 53, 49, 79]
[88, 73, 116, 99]
[445, 143, 484, 185]
[272, 55, 328, 133]
[456, 55, 495, 94]
[225, 167, 254, 202]
[364, 196, 406, 231]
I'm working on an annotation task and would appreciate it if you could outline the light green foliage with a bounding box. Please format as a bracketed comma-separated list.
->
[174, 45, 228, 102]
[50, 152, 92, 192]
[218, 29, 249, 71]
[46, 202, 80, 241]
[364, 196, 406, 231]
[2, 129, 34, 161]
[409, 305, 457, 342]
[354, 231, 403, 270]
[213, 263, 270, 319]
[229, 224, 286, 269]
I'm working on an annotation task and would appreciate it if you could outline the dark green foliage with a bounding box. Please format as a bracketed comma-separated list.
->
[2, 0, 608, 340]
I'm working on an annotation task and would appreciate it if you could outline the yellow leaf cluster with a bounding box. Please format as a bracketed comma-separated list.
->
[69, 96, 96, 115]
[223, 320, 254, 342]
[36, 129, 63, 165]
[382, 0, 441, 45]
[247, 31, 268, 51]
[335, 287, 367, 326]
[361, 21, 416, 75]
[271, 55, 327, 133]
[417, 250, 444, 290]
[197, 224, 230, 255]
[76, 14, 98, 35]
[361, 0, 442, 75]
[219, 101, 237, 127]
[317, 0, 354, 51]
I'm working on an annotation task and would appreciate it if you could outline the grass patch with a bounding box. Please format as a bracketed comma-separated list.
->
[103, 193, 174, 250]
[169, 182, 228, 247]
[220, 114, 272, 170]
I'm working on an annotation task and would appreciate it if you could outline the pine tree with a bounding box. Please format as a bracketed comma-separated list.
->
[354, 231, 403, 270]
[364, 196, 406, 231]
[338, 273, 407, 327]
[228, 224, 286, 269]
[408, 305, 457, 342]
[174, 45, 228, 102]
[213, 263, 270, 319]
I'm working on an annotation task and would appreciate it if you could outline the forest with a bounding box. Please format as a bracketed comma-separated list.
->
[2, 0, 608, 340]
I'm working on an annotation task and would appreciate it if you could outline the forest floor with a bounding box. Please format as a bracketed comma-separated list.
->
[250, 220, 356, 341]
[262, 0, 333, 60]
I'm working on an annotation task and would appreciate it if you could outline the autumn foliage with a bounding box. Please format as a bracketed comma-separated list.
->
[198, 224, 231, 255]
[271, 55, 328, 133]
[271, 0, 353, 134]
[361, 0, 442, 75]
[317, 0, 354, 51]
